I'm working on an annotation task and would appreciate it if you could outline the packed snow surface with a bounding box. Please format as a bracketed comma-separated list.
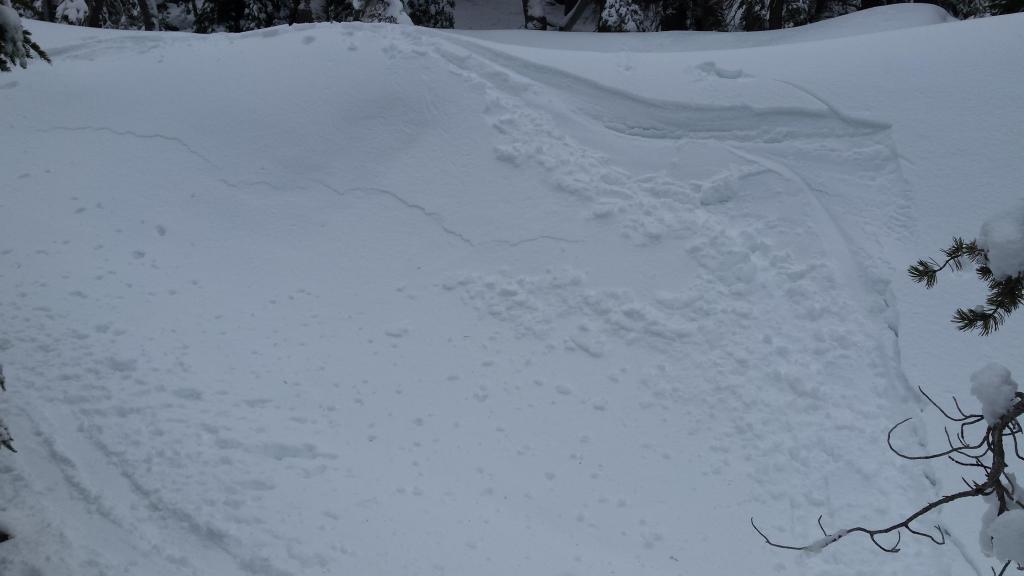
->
[978, 204, 1024, 280]
[2, 6, 1024, 576]
[971, 363, 1019, 426]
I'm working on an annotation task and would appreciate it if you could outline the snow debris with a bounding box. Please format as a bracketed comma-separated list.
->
[970, 363, 1019, 426]
[988, 509, 1024, 564]
[978, 205, 1024, 280]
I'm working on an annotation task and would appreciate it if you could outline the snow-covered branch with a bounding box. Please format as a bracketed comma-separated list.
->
[0, 0, 49, 72]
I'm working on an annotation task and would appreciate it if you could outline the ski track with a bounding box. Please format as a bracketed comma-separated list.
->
[429, 29, 950, 568]
[1, 318, 288, 576]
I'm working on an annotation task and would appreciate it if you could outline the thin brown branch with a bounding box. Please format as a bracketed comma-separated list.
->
[920, 386, 978, 422]
[751, 485, 980, 554]
[888, 418, 986, 460]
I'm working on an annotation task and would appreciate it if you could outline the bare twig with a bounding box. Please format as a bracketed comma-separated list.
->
[754, 388, 1024, 565]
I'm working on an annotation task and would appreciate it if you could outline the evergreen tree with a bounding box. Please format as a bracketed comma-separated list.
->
[661, 0, 725, 30]
[406, 0, 452, 27]
[289, 0, 313, 23]
[0, 0, 49, 72]
[356, 0, 410, 23]
[10, 0, 46, 20]
[240, 0, 276, 30]
[737, 0, 766, 30]
[988, 0, 1023, 14]
[76, 0, 153, 29]
[598, 0, 660, 31]
[191, 0, 218, 31]
[322, 0, 358, 21]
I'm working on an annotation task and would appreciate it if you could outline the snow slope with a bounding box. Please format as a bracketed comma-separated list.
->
[2, 6, 1022, 575]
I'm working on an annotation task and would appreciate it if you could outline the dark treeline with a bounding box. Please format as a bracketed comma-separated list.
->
[9, 0, 1020, 34]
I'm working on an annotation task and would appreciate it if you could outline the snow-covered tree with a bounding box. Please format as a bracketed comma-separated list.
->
[321, 0, 358, 21]
[355, 0, 411, 23]
[756, 207, 1024, 575]
[240, 0, 277, 29]
[598, 0, 660, 31]
[417, 0, 453, 26]
[661, 0, 725, 30]
[989, 0, 1023, 14]
[0, 0, 48, 71]
[405, 0, 452, 27]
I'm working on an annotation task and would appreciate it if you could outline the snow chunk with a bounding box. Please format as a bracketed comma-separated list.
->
[978, 205, 1024, 280]
[989, 509, 1024, 564]
[970, 363, 1019, 426]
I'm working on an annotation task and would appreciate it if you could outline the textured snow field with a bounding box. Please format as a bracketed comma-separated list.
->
[1, 6, 1023, 575]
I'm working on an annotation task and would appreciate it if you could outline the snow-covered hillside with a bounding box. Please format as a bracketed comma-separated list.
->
[2, 6, 1022, 575]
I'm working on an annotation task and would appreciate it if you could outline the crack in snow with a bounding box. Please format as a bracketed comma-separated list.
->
[218, 178, 292, 192]
[42, 126, 217, 167]
[317, 181, 477, 246]
[316, 181, 579, 248]
[499, 234, 582, 247]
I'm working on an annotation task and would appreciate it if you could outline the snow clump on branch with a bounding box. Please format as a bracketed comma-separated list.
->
[978, 204, 1024, 280]
[988, 508, 1024, 564]
[970, 363, 1019, 426]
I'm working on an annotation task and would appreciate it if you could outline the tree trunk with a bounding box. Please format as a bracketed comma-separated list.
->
[767, 0, 783, 29]
[138, 0, 155, 30]
[560, 0, 594, 30]
[810, 0, 829, 21]
[86, 0, 105, 27]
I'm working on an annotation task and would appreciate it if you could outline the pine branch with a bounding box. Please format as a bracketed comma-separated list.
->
[907, 237, 985, 288]
[910, 238, 1023, 334]
[23, 29, 50, 65]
